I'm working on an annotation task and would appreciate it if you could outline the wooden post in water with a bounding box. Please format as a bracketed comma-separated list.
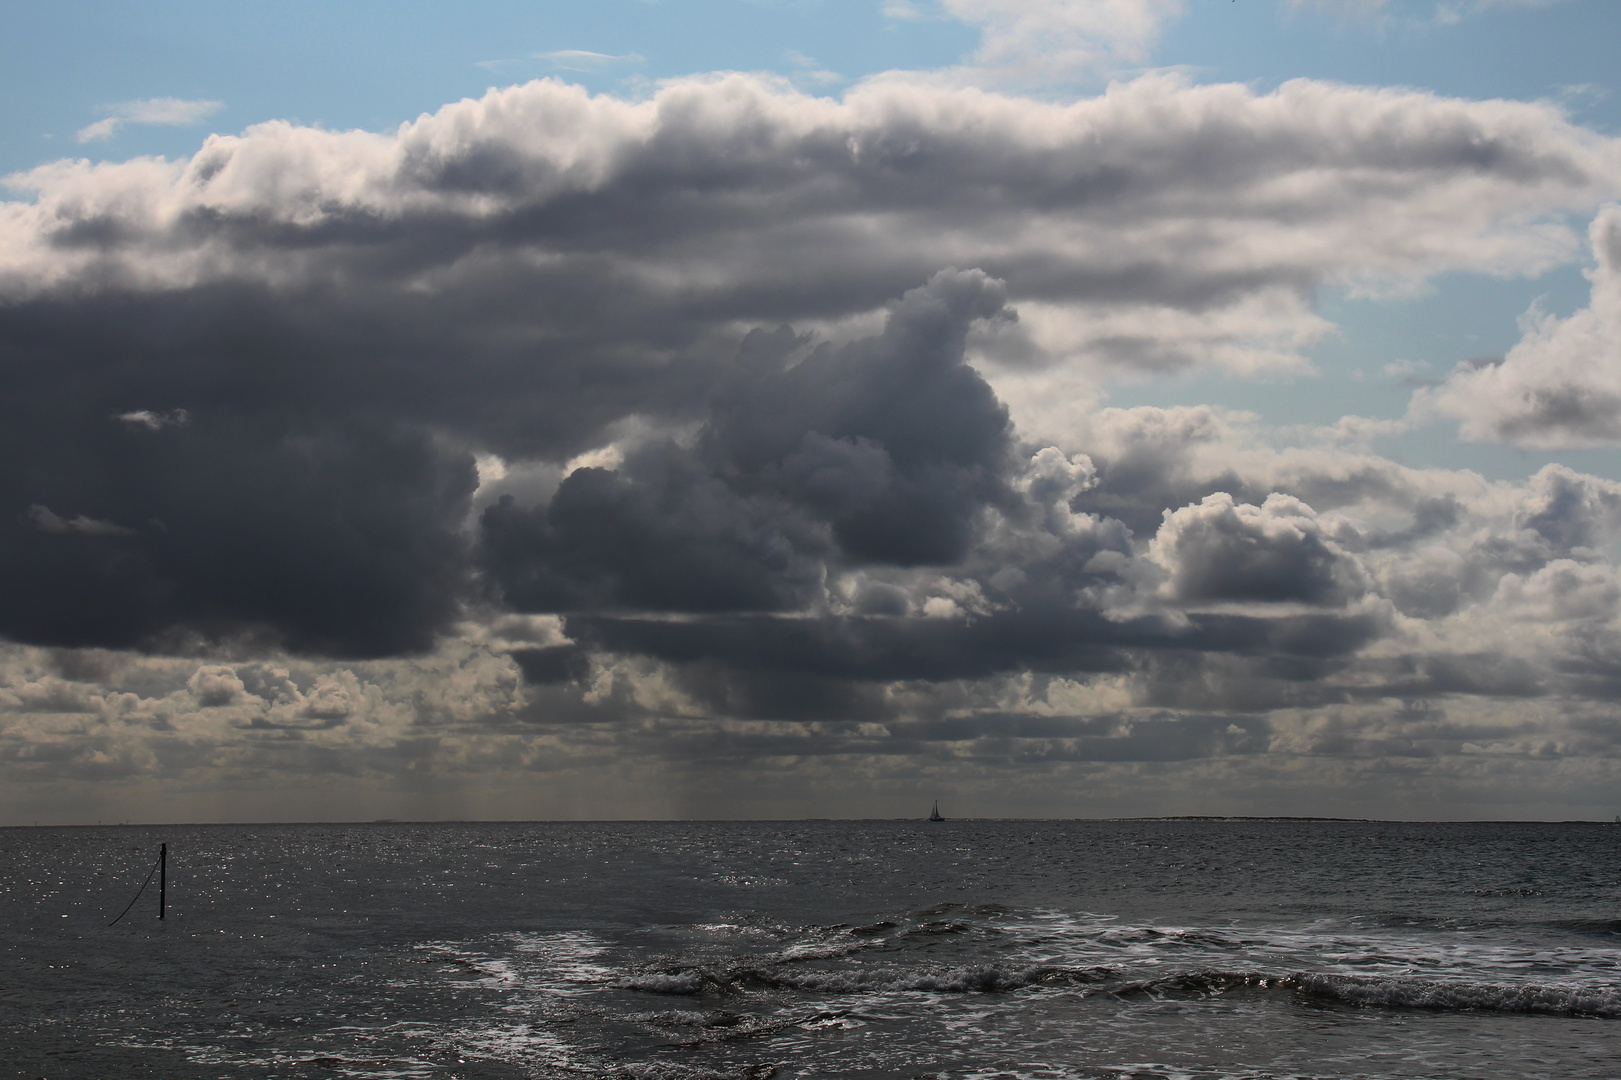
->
[159, 842, 166, 920]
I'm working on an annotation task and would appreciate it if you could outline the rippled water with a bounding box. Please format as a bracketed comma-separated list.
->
[3, 819, 1619, 1078]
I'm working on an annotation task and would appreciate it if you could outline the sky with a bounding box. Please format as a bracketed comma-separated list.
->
[3, 0, 1621, 824]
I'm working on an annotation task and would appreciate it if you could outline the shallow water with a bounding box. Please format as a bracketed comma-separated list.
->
[2, 819, 1618, 1078]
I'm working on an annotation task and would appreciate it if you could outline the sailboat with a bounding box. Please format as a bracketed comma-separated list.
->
[928, 800, 944, 822]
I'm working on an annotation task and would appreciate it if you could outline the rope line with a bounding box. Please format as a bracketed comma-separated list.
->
[108, 847, 163, 926]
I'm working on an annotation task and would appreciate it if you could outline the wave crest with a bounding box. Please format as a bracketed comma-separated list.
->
[623, 958, 1621, 1019]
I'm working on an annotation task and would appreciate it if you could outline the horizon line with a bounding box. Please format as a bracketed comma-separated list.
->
[5, 815, 1619, 829]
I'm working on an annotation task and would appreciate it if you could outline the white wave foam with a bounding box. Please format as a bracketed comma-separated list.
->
[609, 1065, 776, 1080]
[622, 971, 705, 994]
[623, 949, 1621, 1020]
[623, 961, 1114, 997]
[759, 963, 1061, 995]
[993, 910, 1621, 990]
[1112, 967, 1621, 1018]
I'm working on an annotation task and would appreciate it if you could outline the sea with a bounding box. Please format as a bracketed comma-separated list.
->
[2, 819, 1619, 1079]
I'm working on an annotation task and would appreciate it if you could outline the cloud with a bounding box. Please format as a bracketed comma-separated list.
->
[0, 73, 1605, 661]
[6, 74, 1609, 366]
[27, 504, 134, 537]
[785, 50, 843, 86]
[115, 408, 189, 431]
[1417, 205, 1621, 446]
[1289, 0, 1568, 23]
[5, 416, 476, 657]
[1, 72, 1621, 817]
[1493, 559, 1621, 623]
[8, 421, 1621, 819]
[76, 97, 224, 143]
[480, 269, 1014, 616]
[933, 0, 1187, 82]
[533, 50, 645, 72]
[1147, 492, 1367, 607]
[1435, 0, 1569, 25]
[1288, 0, 1391, 16]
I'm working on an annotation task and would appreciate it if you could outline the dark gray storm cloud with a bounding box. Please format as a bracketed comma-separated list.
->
[0, 399, 474, 657]
[480, 269, 1015, 615]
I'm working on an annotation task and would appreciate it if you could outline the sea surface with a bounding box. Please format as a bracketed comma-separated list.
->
[2, 819, 1619, 1079]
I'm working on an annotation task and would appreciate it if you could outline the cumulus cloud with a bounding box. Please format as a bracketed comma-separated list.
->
[1147, 492, 1367, 607]
[7, 418, 1621, 820]
[1418, 205, 1621, 447]
[1493, 559, 1621, 623]
[0, 76, 1608, 450]
[76, 97, 224, 143]
[0, 72, 1605, 663]
[481, 269, 1015, 617]
[3, 68, 1621, 817]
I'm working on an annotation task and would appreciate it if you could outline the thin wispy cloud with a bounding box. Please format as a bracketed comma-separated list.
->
[890, 0, 1188, 84]
[115, 408, 190, 431]
[784, 50, 843, 86]
[1290, 0, 1570, 25]
[27, 504, 134, 537]
[76, 97, 223, 143]
[533, 50, 646, 72]
[882, 0, 928, 19]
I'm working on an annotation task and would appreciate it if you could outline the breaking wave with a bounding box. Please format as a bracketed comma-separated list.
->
[624, 958, 1621, 1018]
[622, 960, 1115, 996]
[1283, 971, 1621, 1018]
